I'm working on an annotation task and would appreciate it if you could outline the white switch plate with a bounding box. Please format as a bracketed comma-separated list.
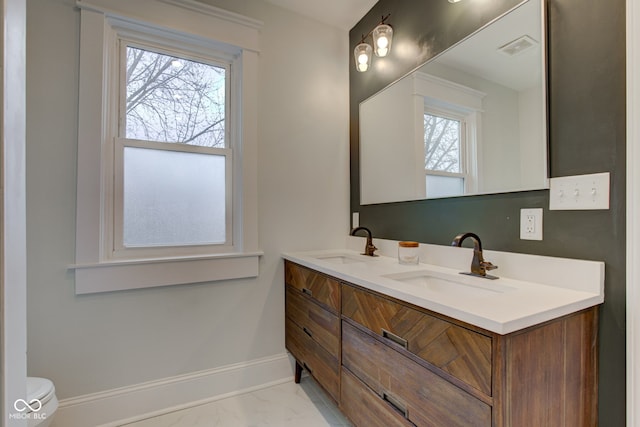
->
[352, 212, 359, 228]
[549, 172, 610, 210]
[520, 208, 543, 240]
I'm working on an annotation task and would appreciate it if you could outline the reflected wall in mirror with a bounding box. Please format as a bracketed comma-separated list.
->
[360, 0, 548, 205]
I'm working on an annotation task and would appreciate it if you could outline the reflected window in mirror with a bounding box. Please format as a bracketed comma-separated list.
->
[423, 84, 481, 198]
[424, 110, 466, 198]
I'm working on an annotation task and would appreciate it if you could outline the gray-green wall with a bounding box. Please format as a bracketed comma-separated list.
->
[349, 0, 626, 424]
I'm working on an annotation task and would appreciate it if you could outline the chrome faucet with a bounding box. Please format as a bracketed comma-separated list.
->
[451, 232, 498, 279]
[350, 226, 378, 256]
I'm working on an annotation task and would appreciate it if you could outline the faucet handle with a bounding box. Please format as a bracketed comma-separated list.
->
[365, 242, 378, 257]
[481, 260, 498, 271]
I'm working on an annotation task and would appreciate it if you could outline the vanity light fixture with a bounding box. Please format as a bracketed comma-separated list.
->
[448, 0, 463, 3]
[354, 14, 393, 72]
[354, 42, 373, 72]
[372, 23, 393, 57]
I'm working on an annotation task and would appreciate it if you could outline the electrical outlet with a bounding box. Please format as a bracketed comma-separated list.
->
[525, 214, 535, 233]
[520, 208, 543, 240]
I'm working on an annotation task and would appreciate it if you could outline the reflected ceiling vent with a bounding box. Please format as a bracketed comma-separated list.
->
[497, 35, 538, 57]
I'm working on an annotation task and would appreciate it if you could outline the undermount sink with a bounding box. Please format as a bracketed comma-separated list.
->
[313, 254, 366, 264]
[383, 270, 516, 294]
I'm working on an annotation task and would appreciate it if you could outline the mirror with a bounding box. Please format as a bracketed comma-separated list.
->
[360, 0, 547, 205]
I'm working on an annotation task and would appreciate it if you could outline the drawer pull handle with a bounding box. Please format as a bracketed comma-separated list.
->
[382, 391, 409, 419]
[382, 328, 408, 349]
[302, 361, 313, 375]
[302, 288, 313, 297]
[303, 327, 313, 337]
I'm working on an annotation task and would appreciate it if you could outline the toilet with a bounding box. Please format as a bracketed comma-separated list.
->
[26, 377, 58, 427]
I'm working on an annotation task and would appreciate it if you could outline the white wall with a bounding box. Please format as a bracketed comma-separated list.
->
[2, 0, 27, 424]
[26, 0, 349, 401]
[360, 76, 420, 204]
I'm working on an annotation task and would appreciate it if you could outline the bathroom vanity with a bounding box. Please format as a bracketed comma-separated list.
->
[283, 239, 603, 426]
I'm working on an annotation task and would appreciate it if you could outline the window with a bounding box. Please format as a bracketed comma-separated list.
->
[72, 0, 262, 294]
[113, 43, 233, 259]
[413, 72, 484, 199]
[424, 109, 467, 198]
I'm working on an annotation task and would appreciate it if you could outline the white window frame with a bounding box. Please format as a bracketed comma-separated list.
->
[71, 0, 263, 294]
[112, 36, 235, 259]
[413, 72, 484, 198]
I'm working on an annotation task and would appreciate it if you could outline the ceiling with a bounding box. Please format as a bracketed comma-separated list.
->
[261, 0, 378, 31]
[433, 0, 540, 91]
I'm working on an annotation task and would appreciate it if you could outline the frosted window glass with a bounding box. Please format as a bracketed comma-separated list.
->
[123, 147, 226, 247]
[426, 175, 464, 198]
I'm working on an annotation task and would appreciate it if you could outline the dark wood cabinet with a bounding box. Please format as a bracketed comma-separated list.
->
[284, 260, 599, 426]
[286, 286, 339, 354]
[340, 367, 416, 427]
[285, 261, 340, 312]
[284, 261, 341, 402]
[342, 320, 491, 426]
[342, 283, 492, 396]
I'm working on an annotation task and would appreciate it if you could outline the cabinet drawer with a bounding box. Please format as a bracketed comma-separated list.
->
[285, 317, 340, 401]
[340, 367, 415, 427]
[342, 321, 491, 427]
[285, 261, 340, 313]
[342, 284, 492, 395]
[286, 286, 340, 355]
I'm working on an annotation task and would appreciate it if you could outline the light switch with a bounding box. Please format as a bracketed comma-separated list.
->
[352, 212, 359, 228]
[549, 172, 610, 210]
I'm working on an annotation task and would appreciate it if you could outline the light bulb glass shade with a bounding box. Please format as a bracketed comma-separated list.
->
[354, 42, 373, 72]
[373, 24, 393, 57]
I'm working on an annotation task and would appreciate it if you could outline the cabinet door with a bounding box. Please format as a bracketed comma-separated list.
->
[285, 261, 340, 313]
[285, 317, 340, 401]
[341, 368, 416, 427]
[342, 321, 491, 427]
[342, 283, 492, 395]
[286, 285, 340, 355]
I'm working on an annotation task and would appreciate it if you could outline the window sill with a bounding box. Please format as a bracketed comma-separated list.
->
[69, 251, 263, 294]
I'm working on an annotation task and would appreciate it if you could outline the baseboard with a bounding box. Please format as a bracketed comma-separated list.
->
[51, 353, 294, 427]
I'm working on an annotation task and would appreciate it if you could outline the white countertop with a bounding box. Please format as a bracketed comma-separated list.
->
[283, 238, 604, 335]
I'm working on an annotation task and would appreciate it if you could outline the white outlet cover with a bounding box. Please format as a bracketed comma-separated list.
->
[520, 208, 543, 240]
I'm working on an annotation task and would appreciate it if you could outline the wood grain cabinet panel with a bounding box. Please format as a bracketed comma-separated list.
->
[285, 285, 340, 355]
[285, 316, 340, 401]
[497, 308, 599, 427]
[284, 262, 342, 402]
[285, 261, 340, 312]
[340, 368, 416, 427]
[342, 321, 491, 427]
[342, 283, 492, 395]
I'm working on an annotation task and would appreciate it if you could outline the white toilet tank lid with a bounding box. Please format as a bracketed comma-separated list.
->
[27, 377, 55, 405]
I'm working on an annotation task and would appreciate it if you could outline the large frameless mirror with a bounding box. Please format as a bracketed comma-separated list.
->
[360, 0, 547, 204]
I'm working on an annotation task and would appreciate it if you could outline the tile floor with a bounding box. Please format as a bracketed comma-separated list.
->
[121, 376, 352, 427]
